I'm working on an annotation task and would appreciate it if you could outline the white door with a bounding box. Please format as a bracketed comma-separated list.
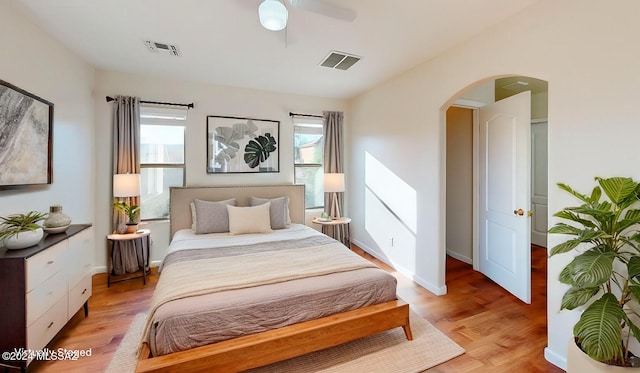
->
[478, 91, 532, 304]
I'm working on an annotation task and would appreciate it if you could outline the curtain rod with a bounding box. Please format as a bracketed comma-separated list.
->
[106, 96, 194, 109]
[289, 112, 323, 119]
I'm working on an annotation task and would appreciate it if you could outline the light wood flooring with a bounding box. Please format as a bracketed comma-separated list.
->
[26, 245, 563, 373]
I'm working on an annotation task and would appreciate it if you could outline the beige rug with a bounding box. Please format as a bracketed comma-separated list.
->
[107, 311, 464, 373]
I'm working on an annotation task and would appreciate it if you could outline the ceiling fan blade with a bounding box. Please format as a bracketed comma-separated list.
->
[288, 0, 357, 22]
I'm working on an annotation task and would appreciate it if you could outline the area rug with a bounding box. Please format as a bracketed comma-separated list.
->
[107, 310, 464, 373]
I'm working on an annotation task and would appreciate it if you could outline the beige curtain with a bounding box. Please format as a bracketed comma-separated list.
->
[111, 96, 148, 275]
[323, 111, 346, 244]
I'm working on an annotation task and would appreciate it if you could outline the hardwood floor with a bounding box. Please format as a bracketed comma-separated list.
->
[354, 245, 564, 373]
[26, 245, 563, 373]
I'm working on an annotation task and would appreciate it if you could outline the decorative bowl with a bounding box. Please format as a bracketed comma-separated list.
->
[43, 224, 70, 234]
[4, 228, 44, 250]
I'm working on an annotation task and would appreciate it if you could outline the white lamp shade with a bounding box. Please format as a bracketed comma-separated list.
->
[324, 173, 345, 193]
[259, 0, 288, 31]
[113, 173, 140, 197]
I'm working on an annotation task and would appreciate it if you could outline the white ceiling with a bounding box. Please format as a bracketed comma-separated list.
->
[8, 0, 540, 99]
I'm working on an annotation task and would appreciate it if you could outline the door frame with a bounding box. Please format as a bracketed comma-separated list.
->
[451, 98, 483, 271]
[449, 95, 534, 293]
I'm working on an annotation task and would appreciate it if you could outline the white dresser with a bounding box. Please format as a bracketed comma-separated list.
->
[0, 224, 93, 371]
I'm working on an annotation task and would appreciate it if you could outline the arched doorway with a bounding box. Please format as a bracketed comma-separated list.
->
[443, 75, 548, 301]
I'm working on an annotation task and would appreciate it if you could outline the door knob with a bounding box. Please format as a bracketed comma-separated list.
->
[528, 210, 533, 217]
[513, 209, 524, 216]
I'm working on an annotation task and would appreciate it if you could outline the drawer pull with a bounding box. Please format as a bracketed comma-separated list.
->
[47, 260, 54, 264]
[47, 321, 54, 329]
[82, 289, 87, 294]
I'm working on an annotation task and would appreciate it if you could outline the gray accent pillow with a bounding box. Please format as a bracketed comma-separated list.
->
[250, 196, 290, 229]
[193, 198, 236, 234]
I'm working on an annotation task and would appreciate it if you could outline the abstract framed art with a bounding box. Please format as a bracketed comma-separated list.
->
[0, 80, 54, 189]
[206, 115, 279, 173]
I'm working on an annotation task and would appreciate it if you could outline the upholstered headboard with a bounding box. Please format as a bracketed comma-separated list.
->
[169, 185, 305, 237]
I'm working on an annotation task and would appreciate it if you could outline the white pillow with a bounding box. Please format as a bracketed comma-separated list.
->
[227, 202, 273, 235]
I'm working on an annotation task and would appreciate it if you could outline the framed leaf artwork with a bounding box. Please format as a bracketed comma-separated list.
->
[206, 115, 279, 173]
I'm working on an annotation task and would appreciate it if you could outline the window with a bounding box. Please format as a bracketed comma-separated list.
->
[139, 107, 187, 220]
[293, 118, 324, 208]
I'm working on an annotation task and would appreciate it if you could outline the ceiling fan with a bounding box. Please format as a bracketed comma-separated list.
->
[258, 0, 357, 31]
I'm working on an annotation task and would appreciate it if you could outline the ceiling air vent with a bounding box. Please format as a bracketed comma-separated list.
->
[144, 40, 181, 57]
[319, 51, 361, 70]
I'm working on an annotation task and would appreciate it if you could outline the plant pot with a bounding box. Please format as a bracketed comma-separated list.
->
[3, 228, 44, 250]
[567, 338, 638, 372]
[126, 223, 138, 234]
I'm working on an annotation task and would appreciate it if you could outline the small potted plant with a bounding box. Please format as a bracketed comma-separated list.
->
[549, 177, 640, 370]
[0, 211, 47, 250]
[113, 201, 140, 234]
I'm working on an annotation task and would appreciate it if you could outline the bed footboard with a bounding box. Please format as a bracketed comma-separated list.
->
[136, 299, 412, 373]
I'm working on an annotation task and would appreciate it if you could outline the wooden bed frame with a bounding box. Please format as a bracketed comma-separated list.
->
[135, 185, 413, 373]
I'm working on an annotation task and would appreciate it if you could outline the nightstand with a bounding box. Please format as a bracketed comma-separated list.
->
[107, 229, 150, 287]
[312, 217, 351, 247]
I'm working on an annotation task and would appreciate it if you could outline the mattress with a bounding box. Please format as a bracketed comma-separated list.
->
[147, 224, 398, 356]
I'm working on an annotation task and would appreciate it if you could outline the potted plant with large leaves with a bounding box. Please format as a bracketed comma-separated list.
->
[550, 177, 640, 370]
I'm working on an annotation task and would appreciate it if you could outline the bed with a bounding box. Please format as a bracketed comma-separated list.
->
[135, 185, 412, 373]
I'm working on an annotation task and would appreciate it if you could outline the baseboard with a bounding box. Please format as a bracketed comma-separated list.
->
[352, 238, 447, 296]
[446, 249, 472, 264]
[544, 346, 566, 371]
[92, 261, 160, 276]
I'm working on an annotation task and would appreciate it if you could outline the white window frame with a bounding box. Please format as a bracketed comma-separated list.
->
[293, 117, 324, 209]
[139, 106, 187, 221]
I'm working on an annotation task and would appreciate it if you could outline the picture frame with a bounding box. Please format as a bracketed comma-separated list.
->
[207, 115, 279, 173]
[0, 79, 54, 189]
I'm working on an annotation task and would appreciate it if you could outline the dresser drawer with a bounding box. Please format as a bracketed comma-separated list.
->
[68, 228, 93, 288]
[27, 294, 68, 353]
[26, 240, 67, 292]
[69, 274, 91, 318]
[26, 270, 67, 326]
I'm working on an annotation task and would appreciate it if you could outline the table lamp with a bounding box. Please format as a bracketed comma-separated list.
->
[324, 173, 344, 219]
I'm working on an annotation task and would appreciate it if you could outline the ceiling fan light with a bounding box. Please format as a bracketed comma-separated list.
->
[259, 0, 288, 31]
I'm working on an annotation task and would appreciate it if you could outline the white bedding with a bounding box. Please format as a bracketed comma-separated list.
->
[168, 223, 320, 255]
[147, 223, 399, 356]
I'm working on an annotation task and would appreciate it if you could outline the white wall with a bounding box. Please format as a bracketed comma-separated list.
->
[93, 71, 347, 268]
[347, 0, 640, 369]
[445, 107, 473, 264]
[0, 3, 95, 247]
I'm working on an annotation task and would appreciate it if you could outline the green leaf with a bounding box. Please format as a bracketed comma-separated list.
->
[590, 186, 602, 203]
[574, 293, 625, 363]
[629, 280, 640, 303]
[628, 256, 640, 279]
[550, 240, 582, 256]
[553, 210, 596, 229]
[244, 133, 277, 169]
[558, 182, 593, 204]
[596, 177, 638, 206]
[549, 230, 606, 256]
[560, 286, 599, 310]
[566, 206, 614, 221]
[564, 250, 614, 288]
[559, 265, 574, 285]
[548, 223, 582, 235]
